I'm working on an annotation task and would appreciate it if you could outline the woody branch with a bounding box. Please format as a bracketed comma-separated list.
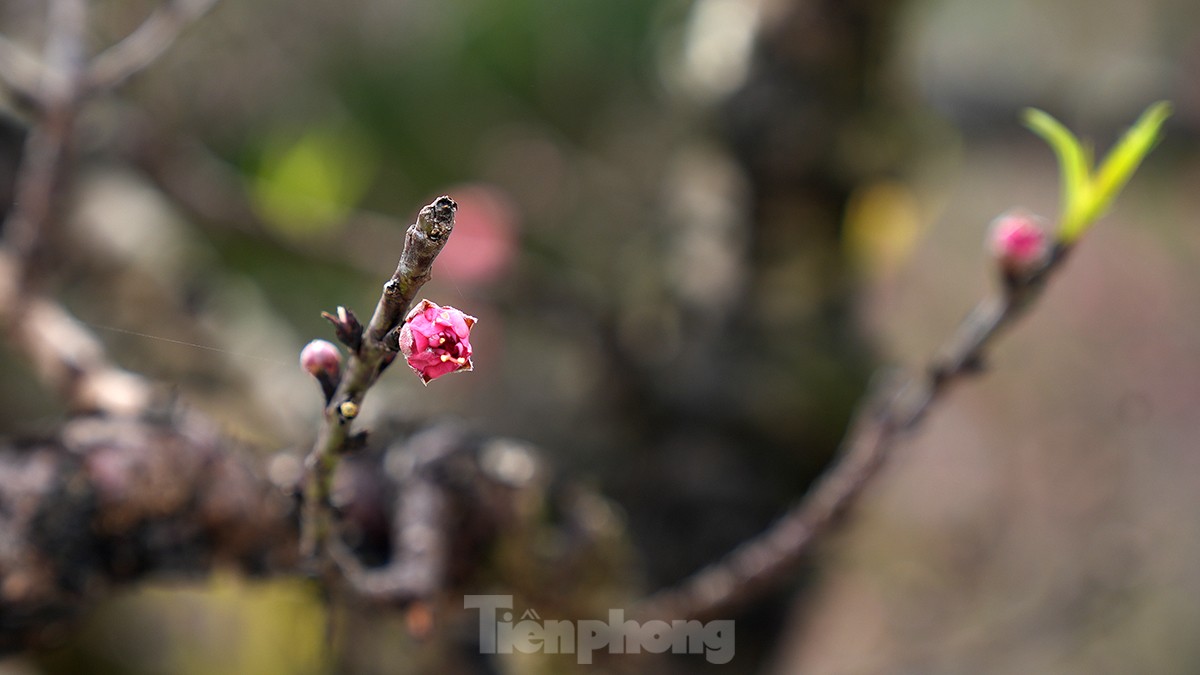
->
[299, 196, 457, 565]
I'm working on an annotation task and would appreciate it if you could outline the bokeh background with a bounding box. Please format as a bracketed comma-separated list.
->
[1, 0, 1199, 672]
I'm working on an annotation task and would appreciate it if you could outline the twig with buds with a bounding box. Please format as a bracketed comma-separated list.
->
[299, 196, 462, 567]
[635, 239, 1057, 621]
[636, 102, 1171, 622]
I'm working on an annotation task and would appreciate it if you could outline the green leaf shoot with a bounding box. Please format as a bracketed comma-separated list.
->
[1022, 101, 1170, 243]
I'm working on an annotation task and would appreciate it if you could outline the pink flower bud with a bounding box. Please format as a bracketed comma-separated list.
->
[397, 300, 477, 384]
[988, 211, 1050, 276]
[300, 339, 342, 378]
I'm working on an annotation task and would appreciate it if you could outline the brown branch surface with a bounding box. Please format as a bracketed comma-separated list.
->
[367, 197, 458, 345]
[635, 246, 1068, 622]
[0, 416, 633, 654]
[332, 426, 491, 606]
[0, 414, 297, 653]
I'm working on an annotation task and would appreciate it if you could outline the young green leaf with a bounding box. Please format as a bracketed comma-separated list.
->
[1022, 108, 1092, 238]
[1022, 102, 1171, 243]
[1082, 101, 1172, 238]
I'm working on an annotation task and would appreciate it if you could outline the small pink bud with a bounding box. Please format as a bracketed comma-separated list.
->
[300, 339, 342, 378]
[988, 211, 1050, 276]
[397, 300, 477, 384]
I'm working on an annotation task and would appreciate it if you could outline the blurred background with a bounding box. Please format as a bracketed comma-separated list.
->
[1, 0, 1199, 672]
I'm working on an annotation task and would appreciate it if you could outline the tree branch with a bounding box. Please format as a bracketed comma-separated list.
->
[0, 1, 160, 415]
[0, 0, 86, 273]
[0, 282, 153, 415]
[300, 197, 457, 563]
[0, 413, 627, 653]
[0, 0, 227, 415]
[0, 36, 45, 108]
[0, 414, 298, 653]
[635, 245, 1069, 622]
[85, 0, 221, 94]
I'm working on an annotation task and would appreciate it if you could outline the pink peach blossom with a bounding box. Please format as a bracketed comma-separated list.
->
[397, 300, 477, 384]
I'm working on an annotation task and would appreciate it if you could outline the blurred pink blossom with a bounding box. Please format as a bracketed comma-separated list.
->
[434, 184, 518, 285]
[988, 211, 1050, 275]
